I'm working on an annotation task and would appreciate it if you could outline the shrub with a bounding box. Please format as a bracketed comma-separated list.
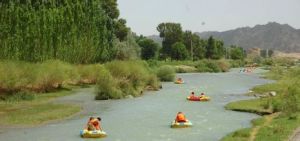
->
[174, 65, 197, 73]
[195, 61, 211, 72]
[96, 61, 160, 99]
[0, 61, 33, 93]
[157, 65, 175, 81]
[229, 59, 245, 68]
[77, 64, 104, 84]
[95, 66, 122, 100]
[218, 59, 230, 72]
[0, 91, 35, 101]
[206, 61, 221, 72]
[32, 60, 74, 92]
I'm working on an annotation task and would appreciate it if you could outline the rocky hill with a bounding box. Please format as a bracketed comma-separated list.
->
[197, 22, 300, 52]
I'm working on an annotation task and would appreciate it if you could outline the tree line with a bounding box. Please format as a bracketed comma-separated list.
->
[0, 0, 135, 63]
[0, 1, 244, 63]
[137, 22, 245, 61]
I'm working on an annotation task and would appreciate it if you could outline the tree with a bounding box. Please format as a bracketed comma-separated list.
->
[230, 45, 245, 60]
[100, 0, 120, 19]
[183, 31, 206, 60]
[193, 38, 207, 60]
[214, 40, 225, 59]
[114, 32, 140, 60]
[206, 36, 216, 59]
[0, 0, 115, 63]
[114, 19, 130, 41]
[171, 42, 188, 60]
[137, 38, 159, 60]
[157, 23, 183, 59]
[205, 36, 224, 59]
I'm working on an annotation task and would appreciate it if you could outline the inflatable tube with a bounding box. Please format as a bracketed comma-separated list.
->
[187, 96, 210, 101]
[174, 81, 184, 84]
[80, 129, 107, 138]
[171, 120, 192, 128]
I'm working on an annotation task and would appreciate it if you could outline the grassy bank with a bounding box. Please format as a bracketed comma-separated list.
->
[222, 65, 300, 141]
[0, 90, 80, 126]
[96, 61, 161, 99]
[147, 59, 245, 73]
[0, 60, 106, 96]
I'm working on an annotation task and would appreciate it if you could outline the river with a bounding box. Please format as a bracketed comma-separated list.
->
[0, 68, 271, 141]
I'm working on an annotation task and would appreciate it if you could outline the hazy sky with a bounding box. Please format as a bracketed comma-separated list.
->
[118, 0, 300, 36]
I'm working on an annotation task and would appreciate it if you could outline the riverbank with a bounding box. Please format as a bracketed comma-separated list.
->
[0, 89, 80, 127]
[222, 66, 300, 141]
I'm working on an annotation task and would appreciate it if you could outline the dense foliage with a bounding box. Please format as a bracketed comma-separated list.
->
[96, 61, 160, 99]
[0, 0, 133, 63]
[137, 37, 159, 60]
[156, 22, 233, 61]
[229, 45, 245, 60]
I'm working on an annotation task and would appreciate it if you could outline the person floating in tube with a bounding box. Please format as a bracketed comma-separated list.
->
[175, 112, 187, 123]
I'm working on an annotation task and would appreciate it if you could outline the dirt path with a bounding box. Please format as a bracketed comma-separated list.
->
[289, 128, 300, 141]
[249, 113, 280, 141]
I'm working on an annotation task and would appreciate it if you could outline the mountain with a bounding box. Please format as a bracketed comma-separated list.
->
[197, 22, 300, 52]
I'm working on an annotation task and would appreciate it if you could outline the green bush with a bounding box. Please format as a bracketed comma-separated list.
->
[0, 61, 33, 93]
[195, 61, 211, 72]
[229, 60, 245, 68]
[33, 60, 75, 92]
[0, 60, 78, 95]
[0, 91, 35, 101]
[96, 61, 160, 99]
[157, 65, 175, 81]
[95, 66, 122, 100]
[206, 61, 221, 72]
[218, 59, 230, 72]
[77, 64, 104, 84]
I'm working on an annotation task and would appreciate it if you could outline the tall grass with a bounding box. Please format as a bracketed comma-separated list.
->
[95, 61, 160, 100]
[0, 60, 101, 97]
[156, 65, 176, 81]
[254, 67, 300, 117]
[223, 66, 300, 141]
[77, 64, 104, 84]
[150, 59, 237, 73]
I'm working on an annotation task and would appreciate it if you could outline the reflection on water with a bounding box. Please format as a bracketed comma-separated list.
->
[0, 69, 271, 141]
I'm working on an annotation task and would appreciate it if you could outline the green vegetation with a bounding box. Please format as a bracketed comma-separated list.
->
[157, 65, 176, 81]
[148, 59, 241, 73]
[0, 60, 102, 96]
[0, 0, 137, 63]
[222, 128, 252, 141]
[255, 115, 300, 141]
[0, 90, 80, 126]
[95, 61, 161, 100]
[137, 37, 159, 60]
[222, 64, 300, 141]
[171, 42, 189, 60]
[156, 22, 244, 61]
[225, 99, 272, 115]
[229, 45, 245, 60]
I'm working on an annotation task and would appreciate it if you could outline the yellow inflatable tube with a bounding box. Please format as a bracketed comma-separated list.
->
[80, 129, 107, 138]
[171, 120, 192, 128]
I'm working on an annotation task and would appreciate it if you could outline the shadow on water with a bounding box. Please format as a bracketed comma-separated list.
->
[0, 68, 272, 141]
